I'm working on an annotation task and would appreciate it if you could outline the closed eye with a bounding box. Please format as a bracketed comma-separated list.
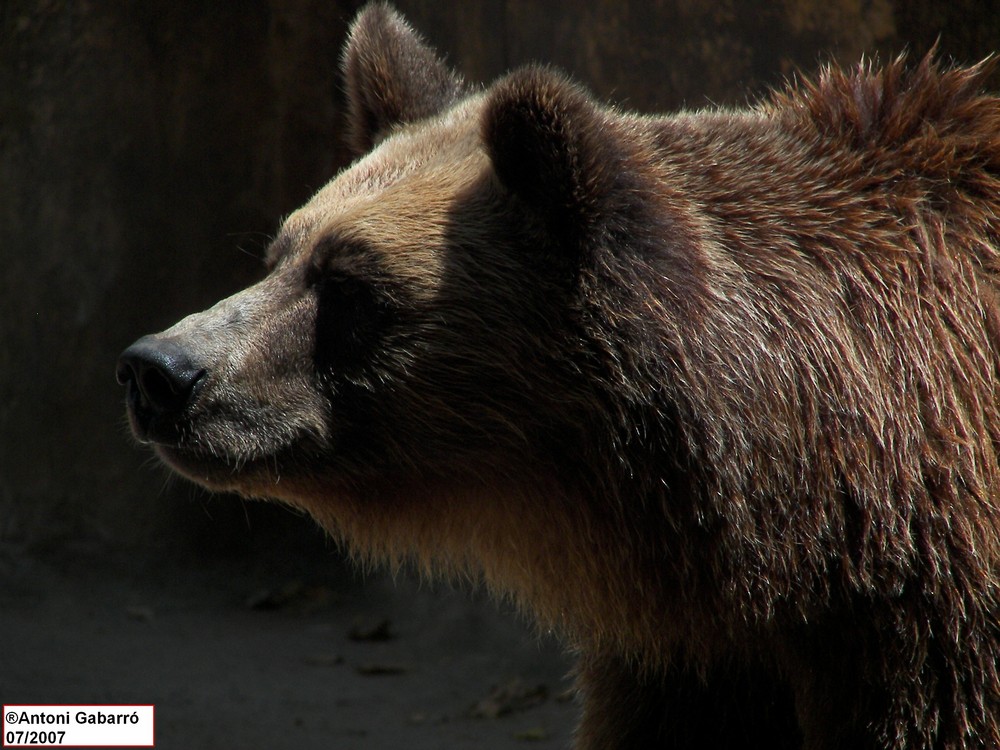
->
[313, 273, 395, 375]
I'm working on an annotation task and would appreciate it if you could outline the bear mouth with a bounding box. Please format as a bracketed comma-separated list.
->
[120, 384, 294, 493]
[121, 376, 204, 448]
[140, 402, 334, 496]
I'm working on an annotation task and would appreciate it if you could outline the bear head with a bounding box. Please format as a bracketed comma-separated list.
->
[116, 3, 690, 576]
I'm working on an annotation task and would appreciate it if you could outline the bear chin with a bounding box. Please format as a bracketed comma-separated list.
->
[153, 437, 356, 510]
[151, 444, 261, 492]
[150, 442, 289, 496]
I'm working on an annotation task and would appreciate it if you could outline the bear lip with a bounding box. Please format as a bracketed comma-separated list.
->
[123, 373, 208, 447]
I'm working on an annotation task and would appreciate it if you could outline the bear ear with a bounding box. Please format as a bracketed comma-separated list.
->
[342, 2, 466, 155]
[482, 66, 622, 253]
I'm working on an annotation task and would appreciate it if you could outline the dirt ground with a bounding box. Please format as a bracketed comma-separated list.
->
[0, 536, 577, 749]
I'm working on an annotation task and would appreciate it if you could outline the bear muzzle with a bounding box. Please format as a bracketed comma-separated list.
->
[117, 335, 206, 444]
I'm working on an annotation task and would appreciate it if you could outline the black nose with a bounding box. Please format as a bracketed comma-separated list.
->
[116, 335, 205, 416]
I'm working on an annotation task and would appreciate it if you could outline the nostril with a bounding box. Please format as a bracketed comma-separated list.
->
[115, 359, 137, 387]
[116, 335, 205, 415]
[140, 365, 184, 410]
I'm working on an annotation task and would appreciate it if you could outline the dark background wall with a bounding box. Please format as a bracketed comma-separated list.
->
[2, 0, 999, 557]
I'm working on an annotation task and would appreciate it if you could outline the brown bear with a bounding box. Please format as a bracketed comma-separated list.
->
[117, 3, 1000, 748]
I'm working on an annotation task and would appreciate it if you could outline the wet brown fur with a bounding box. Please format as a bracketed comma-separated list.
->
[124, 4, 1000, 748]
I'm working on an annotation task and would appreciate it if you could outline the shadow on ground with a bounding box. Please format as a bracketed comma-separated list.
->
[0, 537, 576, 749]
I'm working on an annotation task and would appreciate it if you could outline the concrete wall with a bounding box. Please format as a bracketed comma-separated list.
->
[2, 0, 998, 554]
